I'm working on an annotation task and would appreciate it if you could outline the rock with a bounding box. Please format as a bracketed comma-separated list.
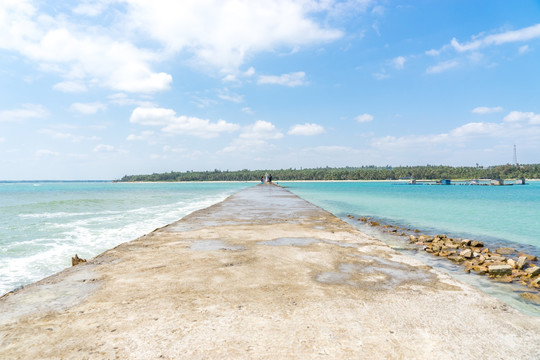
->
[471, 265, 488, 275]
[418, 235, 433, 243]
[531, 277, 540, 287]
[476, 255, 486, 265]
[448, 255, 465, 263]
[460, 239, 472, 247]
[481, 248, 490, 253]
[369, 221, 380, 226]
[409, 235, 418, 243]
[516, 256, 527, 270]
[470, 241, 484, 247]
[519, 253, 538, 261]
[360, 217, 367, 222]
[488, 265, 513, 276]
[507, 259, 516, 269]
[460, 249, 473, 259]
[495, 247, 515, 255]
[525, 266, 540, 277]
[492, 275, 514, 283]
[520, 292, 540, 304]
[413, 229, 420, 233]
[72, 254, 87, 266]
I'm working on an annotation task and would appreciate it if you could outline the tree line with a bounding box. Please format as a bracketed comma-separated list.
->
[118, 164, 540, 182]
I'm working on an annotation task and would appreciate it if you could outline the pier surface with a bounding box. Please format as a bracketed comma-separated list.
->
[1, 184, 539, 359]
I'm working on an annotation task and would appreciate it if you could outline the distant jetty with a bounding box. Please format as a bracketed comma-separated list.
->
[1, 184, 539, 359]
[408, 178, 527, 186]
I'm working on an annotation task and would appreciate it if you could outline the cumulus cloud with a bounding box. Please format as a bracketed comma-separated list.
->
[222, 119, 283, 152]
[355, 114, 374, 123]
[504, 111, 540, 124]
[70, 102, 107, 115]
[257, 72, 307, 87]
[288, 123, 325, 136]
[130, 107, 240, 138]
[472, 106, 503, 114]
[451, 23, 540, 52]
[426, 60, 459, 74]
[0, 104, 48, 122]
[239, 120, 283, 140]
[123, 1, 342, 73]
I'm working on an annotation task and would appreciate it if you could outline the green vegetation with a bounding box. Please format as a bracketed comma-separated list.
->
[118, 164, 540, 182]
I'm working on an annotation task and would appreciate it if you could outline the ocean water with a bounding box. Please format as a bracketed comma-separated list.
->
[0, 181, 250, 295]
[282, 181, 540, 251]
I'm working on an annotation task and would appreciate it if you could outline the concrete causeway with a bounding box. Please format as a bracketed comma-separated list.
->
[1, 184, 539, 359]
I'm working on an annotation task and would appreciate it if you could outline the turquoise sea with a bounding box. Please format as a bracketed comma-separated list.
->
[1, 180, 539, 314]
[0, 181, 250, 295]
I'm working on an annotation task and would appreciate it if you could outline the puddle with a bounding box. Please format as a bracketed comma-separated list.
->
[189, 240, 246, 251]
[316, 255, 433, 290]
[259, 237, 318, 247]
[321, 239, 358, 248]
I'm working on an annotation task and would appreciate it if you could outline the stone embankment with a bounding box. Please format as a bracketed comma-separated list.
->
[351, 216, 540, 303]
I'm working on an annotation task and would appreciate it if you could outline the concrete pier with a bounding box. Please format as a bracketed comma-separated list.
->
[1, 184, 539, 359]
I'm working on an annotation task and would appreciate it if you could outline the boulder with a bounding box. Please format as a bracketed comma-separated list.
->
[525, 266, 540, 277]
[459, 249, 473, 259]
[460, 239, 472, 247]
[470, 241, 484, 247]
[495, 247, 515, 255]
[471, 265, 488, 275]
[448, 255, 465, 263]
[71, 254, 87, 266]
[418, 235, 433, 243]
[507, 259, 516, 269]
[488, 265, 513, 276]
[516, 256, 527, 270]
[520, 292, 540, 304]
[519, 253, 538, 261]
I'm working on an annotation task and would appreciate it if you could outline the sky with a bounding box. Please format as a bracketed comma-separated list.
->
[1, 0, 539, 180]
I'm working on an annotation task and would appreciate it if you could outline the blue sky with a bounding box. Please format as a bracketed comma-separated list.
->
[1, 0, 539, 180]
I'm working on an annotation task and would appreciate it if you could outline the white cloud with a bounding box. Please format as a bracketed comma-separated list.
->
[123, 1, 342, 73]
[0, 1, 171, 93]
[472, 106, 503, 114]
[35, 149, 60, 158]
[257, 72, 307, 87]
[519, 44, 530, 54]
[218, 89, 244, 103]
[241, 107, 254, 115]
[288, 123, 325, 136]
[392, 56, 406, 69]
[355, 114, 374, 123]
[53, 81, 87, 93]
[451, 23, 540, 52]
[425, 49, 441, 56]
[504, 111, 540, 124]
[372, 71, 389, 80]
[239, 120, 283, 140]
[93, 144, 115, 153]
[127, 130, 154, 141]
[70, 102, 107, 115]
[0, 104, 48, 122]
[129, 107, 240, 138]
[426, 60, 459, 74]
[72, 0, 110, 16]
[0, 137, 5, 142]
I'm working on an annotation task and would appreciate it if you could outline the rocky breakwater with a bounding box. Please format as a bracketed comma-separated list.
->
[348, 215, 540, 304]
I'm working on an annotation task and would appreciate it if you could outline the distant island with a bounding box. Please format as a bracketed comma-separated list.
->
[118, 164, 540, 182]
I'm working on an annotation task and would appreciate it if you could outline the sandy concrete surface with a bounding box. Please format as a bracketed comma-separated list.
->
[1, 184, 539, 359]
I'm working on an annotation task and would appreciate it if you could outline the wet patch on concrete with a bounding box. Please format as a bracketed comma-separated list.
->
[315, 255, 434, 290]
[259, 237, 319, 247]
[189, 240, 246, 252]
